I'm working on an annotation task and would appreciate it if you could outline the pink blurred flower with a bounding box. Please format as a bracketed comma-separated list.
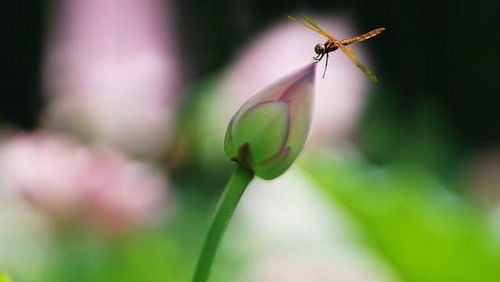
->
[206, 14, 372, 155]
[467, 147, 500, 208]
[42, 0, 181, 157]
[0, 132, 168, 233]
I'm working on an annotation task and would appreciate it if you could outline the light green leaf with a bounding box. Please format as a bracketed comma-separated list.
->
[302, 158, 500, 282]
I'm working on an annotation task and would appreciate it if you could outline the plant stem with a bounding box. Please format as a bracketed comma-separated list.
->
[192, 164, 254, 282]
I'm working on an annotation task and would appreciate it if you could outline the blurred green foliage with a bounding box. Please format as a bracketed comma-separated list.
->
[358, 86, 460, 183]
[32, 229, 191, 282]
[0, 272, 11, 282]
[303, 157, 500, 282]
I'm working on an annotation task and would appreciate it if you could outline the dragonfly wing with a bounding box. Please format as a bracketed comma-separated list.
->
[302, 15, 336, 40]
[301, 16, 323, 32]
[287, 15, 334, 40]
[286, 15, 321, 33]
[336, 42, 378, 82]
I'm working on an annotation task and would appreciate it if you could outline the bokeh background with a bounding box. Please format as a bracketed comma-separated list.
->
[1, 0, 500, 281]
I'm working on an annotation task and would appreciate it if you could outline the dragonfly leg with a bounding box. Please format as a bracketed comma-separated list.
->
[313, 53, 325, 61]
[322, 53, 329, 78]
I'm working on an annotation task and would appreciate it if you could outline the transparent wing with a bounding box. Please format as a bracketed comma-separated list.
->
[286, 15, 317, 32]
[301, 15, 336, 40]
[337, 43, 378, 82]
[286, 15, 332, 39]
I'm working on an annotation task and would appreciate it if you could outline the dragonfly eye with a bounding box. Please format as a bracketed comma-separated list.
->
[314, 43, 326, 54]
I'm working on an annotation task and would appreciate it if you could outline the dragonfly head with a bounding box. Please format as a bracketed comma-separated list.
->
[314, 43, 326, 55]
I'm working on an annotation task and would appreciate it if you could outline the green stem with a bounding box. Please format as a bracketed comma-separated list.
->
[192, 164, 254, 282]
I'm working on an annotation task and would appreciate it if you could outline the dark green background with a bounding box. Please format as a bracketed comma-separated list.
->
[2, 0, 499, 149]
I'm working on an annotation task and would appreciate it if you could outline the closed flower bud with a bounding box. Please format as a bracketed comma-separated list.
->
[224, 63, 316, 179]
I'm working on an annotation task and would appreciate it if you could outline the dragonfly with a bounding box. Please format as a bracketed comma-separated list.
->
[287, 15, 385, 82]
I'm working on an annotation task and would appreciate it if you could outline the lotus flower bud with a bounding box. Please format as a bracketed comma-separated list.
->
[224, 63, 316, 179]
